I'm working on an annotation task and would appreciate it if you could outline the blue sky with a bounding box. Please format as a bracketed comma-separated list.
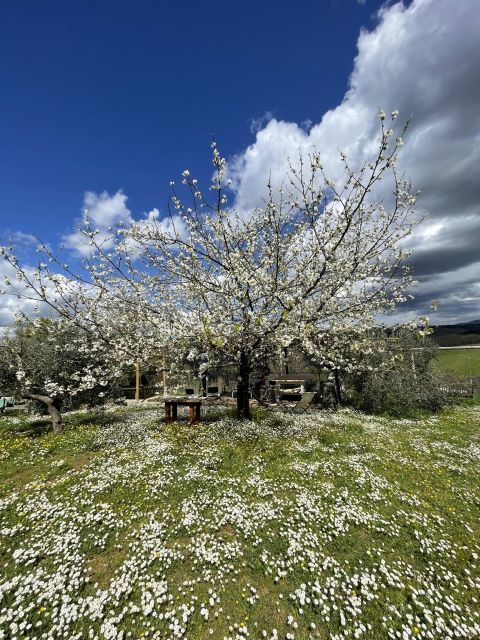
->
[0, 0, 385, 238]
[1, 0, 479, 325]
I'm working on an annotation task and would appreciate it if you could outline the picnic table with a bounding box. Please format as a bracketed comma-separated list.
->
[164, 397, 204, 425]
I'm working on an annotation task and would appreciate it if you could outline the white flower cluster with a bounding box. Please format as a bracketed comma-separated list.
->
[0, 406, 479, 640]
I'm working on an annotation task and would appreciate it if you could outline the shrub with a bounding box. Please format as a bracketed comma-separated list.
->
[347, 330, 451, 416]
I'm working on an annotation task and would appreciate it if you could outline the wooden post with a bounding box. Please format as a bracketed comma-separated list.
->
[135, 361, 140, 401]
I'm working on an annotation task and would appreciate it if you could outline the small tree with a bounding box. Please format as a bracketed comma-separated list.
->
[0, 319, 122, 432]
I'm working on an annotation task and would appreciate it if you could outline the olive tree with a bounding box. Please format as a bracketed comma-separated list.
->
[0, 319, 122, 432]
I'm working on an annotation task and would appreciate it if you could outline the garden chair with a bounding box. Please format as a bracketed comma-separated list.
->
[283, 391, 317, 414]
[0, 396, 15, 413]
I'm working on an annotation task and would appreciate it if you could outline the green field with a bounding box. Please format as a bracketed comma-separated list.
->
[432, 347, 480, 378]
[0, 403, 479, 639]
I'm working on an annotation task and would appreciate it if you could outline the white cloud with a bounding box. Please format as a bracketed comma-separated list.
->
[0, 260, 55, 327]
[226, 0, 480, 321]
[84, 190, 132, 228]
[140, 207, 185, 236]
[63, 190, 133, 256]
[10, 231, 38, 246]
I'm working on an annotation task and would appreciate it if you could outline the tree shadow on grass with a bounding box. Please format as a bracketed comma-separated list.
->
[2, 409, 121, 438]
[3, 418, 51, 438]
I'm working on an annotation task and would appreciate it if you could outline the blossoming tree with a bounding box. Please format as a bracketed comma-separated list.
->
[122, 112, 419, 418]
[2, 112, 420, 420]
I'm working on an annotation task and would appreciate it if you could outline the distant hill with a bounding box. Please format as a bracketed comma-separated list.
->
[432, 320, 480, 346]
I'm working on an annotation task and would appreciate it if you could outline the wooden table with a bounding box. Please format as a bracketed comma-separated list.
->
[164, 397, 204, 425]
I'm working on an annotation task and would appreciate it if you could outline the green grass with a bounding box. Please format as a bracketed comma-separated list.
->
[432, 347, 480, 378]
[0, 403, 479, 639]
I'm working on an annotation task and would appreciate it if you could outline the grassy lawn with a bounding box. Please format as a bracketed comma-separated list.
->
[433, 348, 480, 378]
[0, 403, 479, 640]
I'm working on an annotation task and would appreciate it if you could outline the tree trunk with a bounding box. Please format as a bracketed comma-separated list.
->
[24, 394, 63, 433]
[48, 399, 63, 433]
[333, 370, 343, 406]
[236, 351, 252, 420]
[284, 347, 289, 375]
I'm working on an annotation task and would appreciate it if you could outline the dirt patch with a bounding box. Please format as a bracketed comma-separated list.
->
[68, 453, 94, 472]
[4, 467, 38, 487]
[86, 546, 128, 589]
[218, 524, 237, 538]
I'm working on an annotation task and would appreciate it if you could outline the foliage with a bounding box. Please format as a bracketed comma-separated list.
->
[347, 328, 450, 416]
[434, 332, 480, 347]
[0, 340, 17, 395]
[0, 319, 124, 429]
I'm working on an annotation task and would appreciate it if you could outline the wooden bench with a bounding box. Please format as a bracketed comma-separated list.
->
[164, 397, 204, 425]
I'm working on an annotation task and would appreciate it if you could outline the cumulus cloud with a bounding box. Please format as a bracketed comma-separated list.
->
[0, 260, 55, 327]
[1, 191, 136, 324]
[135, 207, 186, 238]
[227, 0, 480, 322]
[63, 190, 133, 257]
[62, 190, 188, 259]
[84, 190, 132, 228]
